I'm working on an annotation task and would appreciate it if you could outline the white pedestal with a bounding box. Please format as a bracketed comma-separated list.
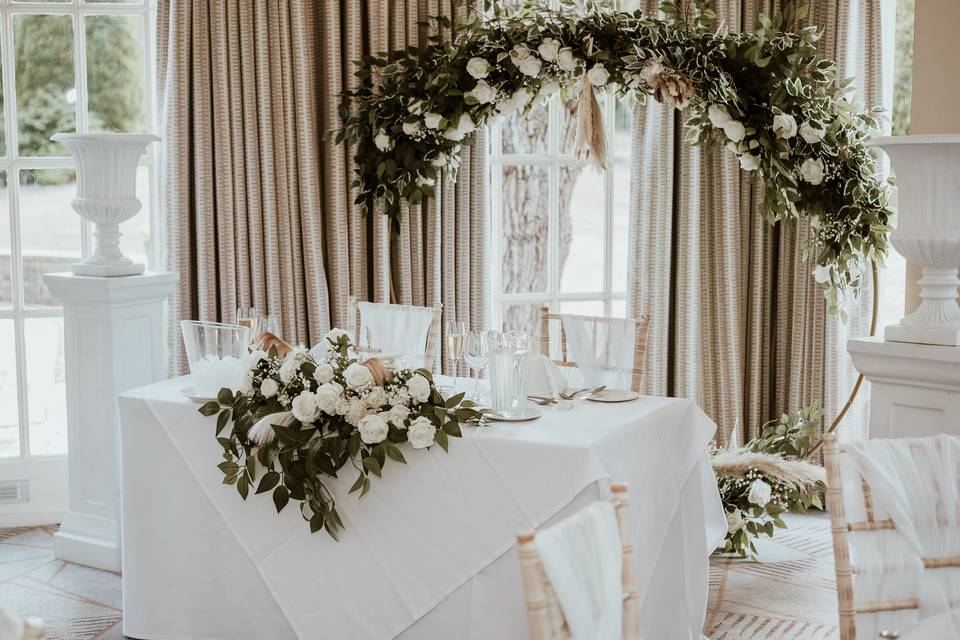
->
[847, 336, 960, 439]
[44, 271, 178, 572]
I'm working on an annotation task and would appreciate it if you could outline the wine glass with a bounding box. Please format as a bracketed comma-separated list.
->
[446, 320, 467, 391]
[463, 330, 490, 402]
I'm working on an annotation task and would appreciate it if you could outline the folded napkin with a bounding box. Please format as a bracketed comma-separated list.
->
[527, 354, 568, 397]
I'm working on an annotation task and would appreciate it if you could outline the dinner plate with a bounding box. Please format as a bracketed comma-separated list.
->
[484, 406, 542, 422]
[586, 388, 639, 403]
[180, 386, 216, 403]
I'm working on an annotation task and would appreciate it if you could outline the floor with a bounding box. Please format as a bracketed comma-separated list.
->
[0, 514, 838, 640]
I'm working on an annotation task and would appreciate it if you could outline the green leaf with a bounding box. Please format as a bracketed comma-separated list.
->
[445, 391, 465, 408]
[384, 444, 407, 464]
[272, 485, 290, 513]
[256, 471, 281, 494]
[217, 461, 240, 475]
[237, 475, 249, 500]
[349, 472, 365, 494]
[216, 410, 231, 435]
[199, 401, 220, 417]
[217, 387, 234, 405]
[363, 456, 383, 478]
[435, 429, 449, 452]
[310, 513, 324, 534]
[443, 420, 462, 438]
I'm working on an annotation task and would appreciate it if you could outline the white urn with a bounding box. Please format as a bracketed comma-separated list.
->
[870, 134, 960, 346]
[51, 132, 160, 277]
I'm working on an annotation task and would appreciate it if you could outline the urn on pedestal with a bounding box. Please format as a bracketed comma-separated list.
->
[51, 133, 159, 277]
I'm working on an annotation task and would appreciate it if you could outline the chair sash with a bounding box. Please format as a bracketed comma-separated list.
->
[560, 315, 635, 389]
[358, 302, 435, 368]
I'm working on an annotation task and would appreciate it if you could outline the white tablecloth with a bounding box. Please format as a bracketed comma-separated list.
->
[118, 376, 726, 640]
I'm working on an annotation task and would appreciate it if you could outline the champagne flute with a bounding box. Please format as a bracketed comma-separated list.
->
[446, 320, 467, 391]
[463, 330, 490, 402]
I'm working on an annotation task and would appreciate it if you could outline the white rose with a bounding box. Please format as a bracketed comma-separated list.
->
[260, 378, 279, 399]
[813, 264, 831, 284]
[387, 404, 410, 428]
[402, 120, 422, 137]
[467, 79, 497, 104]
[279, 358, 299, 384]
[708, 104, 732, 128]
[772, 113, 798, 139]
[346, 398, 367, 426]
[510, 44, 532, 62]
[315, 382, 343, 414]
[725, 508, 745, 533]
[374, 130, 393, 152]
[466, 56, 490, 79]
[365, 386, 387, 409]
[799, 121, 825, 144]
[748, 479, 772, 507]
[357, 413, 389, 445]
[406, 374, 431, 403]
[444, 113, 475, 142]
[517, 56, 542, 78]
[291, 391, 319, 423]
[239, 372, 254, 395]
[739, 153, 760, 171]
[343, 362, 374, 390]
[800, 157, 825, 185]
[424, 112, 443, 130]
[315, 363, 334, 384]
[407, 416, 437, 449]
[334, 397, 350, 416]
[723, 120, 746, 143]
[538, 79, 561, 102]
[537, 38, 560, 62]
[586, 63, 610, 87]
[556, 47, 576, 72]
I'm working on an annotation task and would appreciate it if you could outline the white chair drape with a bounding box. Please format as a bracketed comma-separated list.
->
[560, 316, 635, 389]
[357, 302, 435, 369]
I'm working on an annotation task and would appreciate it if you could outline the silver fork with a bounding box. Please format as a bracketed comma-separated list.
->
[560, 386, 605, 400]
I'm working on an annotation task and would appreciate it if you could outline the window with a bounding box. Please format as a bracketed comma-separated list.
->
[0, 0, 156, 461]
[488, 90, 632, 335]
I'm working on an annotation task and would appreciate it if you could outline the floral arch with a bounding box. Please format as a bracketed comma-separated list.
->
[335, 0, 894, 314]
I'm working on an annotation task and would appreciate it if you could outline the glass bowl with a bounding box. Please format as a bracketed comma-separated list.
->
[180, 320, 251, 398]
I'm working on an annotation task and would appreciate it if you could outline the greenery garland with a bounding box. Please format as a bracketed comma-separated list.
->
[335, 0, 894, 314]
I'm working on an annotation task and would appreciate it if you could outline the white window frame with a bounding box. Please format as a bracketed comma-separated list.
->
[0, 0, 158, 464]
[487, 93, 630, 330]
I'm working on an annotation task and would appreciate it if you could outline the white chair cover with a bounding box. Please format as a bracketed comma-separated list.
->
[842, 435, 960, 638]
[901, 610, 960, 640]
[560, 315, 635, 389]
[535, 501, 623, 640]
[357, 302, 435, 369]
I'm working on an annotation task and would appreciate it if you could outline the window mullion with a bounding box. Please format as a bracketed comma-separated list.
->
[547, 95, 559, 312]
[603, 95, 615, 316]
[73, 7, 92, 259]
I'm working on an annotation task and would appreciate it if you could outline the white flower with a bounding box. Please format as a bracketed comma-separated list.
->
[800, 121, 825, 144]
[243, 349, 267, 371]
[402, 120, 422, 137]
[466, 56, 490, 79]
[467, 79, 497, 104]
[324, 327, 353, 347]
[387, 404, 410, 428]
[260, 378, 279, 399]
[358, 413, 389, 445]
[343, 362, 374, 390]
[374, 130, 394, 152]
[346, 398, 367, 426]
[279, 358, 299, 384]
[772, 113, 798, 139]
[739, 153, 761, 171]
[556, 47, 576, 72]
[538, 79, 561, 101]
[315, 363, 334, 384]
[748, 479, 772, 507]
[708, 104, 732, 128]
[424, 112, 443, 130]
[813, 264, 831, 284]
[407, 416, 437, 449]
[291, 391, 319, 423]
[334, 397, 350, 416]
[443, 113, 475, 142]
[586, 63, 610, 87]
[406, 374, 431, 403]
[537, 38, 560, 62]
[725, 508, 745, 533]
[365, 386, 387, 409]
[498, 88, 533, 116]
[800, 157, 825, 185]
[725, 141, 739, 154]
[517, 56, 542, 78]
[315, 382, 343, 414]
[723, 120, 746, 143]
[510, 44, 532, 62]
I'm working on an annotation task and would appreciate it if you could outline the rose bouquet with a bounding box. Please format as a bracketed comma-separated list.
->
[198, 329, 483, 539]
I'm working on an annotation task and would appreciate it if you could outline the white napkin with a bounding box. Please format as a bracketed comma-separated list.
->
[527, 354, 568, 397]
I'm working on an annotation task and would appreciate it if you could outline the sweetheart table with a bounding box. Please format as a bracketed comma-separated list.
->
[118, 375, 726, 640]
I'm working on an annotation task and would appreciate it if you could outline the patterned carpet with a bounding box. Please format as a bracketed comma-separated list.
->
[0, 514, 838, 639]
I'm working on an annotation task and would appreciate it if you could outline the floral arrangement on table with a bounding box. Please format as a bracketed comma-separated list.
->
[334, 0, 894, 316]
[197, 329, 483, 539]
[712, 403, 827, 558]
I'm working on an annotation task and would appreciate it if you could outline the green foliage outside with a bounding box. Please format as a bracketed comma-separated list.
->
[891, 0, 914, 136]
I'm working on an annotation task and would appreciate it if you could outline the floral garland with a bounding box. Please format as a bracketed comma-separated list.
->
[335, 0, 894, 314]
[198, 330, 482, 539]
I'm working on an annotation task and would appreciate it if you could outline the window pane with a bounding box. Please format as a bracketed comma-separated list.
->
[559, 300, 605, 316]
[15, 14, 76, 156]
[612, 163, 630, 294]
[0, 319, 20, 458]
[611, 300, 627, 318]
[500, 100, 548, 155]
[26, 317, 67, 456]
[0, 172, 10, 307]
[86, 15, 147, 133]
[501, 165, 548, 294]
[612, 98, 633, 158]
[118, 166, 150, 266]
[501, 303, 541, 337]
[20, 169, 79, 307]
[560, 168, 604, 293]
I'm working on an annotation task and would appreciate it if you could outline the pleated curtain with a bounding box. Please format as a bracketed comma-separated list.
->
[157, 1, 486, 374]
[628, 0, 886, 445]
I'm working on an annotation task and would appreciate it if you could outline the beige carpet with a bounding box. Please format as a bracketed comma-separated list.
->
[1, 514, 838, 639]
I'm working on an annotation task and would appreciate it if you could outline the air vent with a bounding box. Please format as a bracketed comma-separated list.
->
[0, 479, 28, 504]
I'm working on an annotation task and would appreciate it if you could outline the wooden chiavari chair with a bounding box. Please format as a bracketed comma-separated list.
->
[823, 434, 960, 640]
[346, 296, 443, 371]
[515, 483, 641, 640]
[536, 306, 651, 393]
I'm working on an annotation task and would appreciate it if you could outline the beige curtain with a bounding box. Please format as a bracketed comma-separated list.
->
[158, 1, 486, 374]
[628, 0, 885, 445]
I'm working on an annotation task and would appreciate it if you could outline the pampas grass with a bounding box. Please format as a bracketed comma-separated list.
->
[712, 449, 825, 492]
